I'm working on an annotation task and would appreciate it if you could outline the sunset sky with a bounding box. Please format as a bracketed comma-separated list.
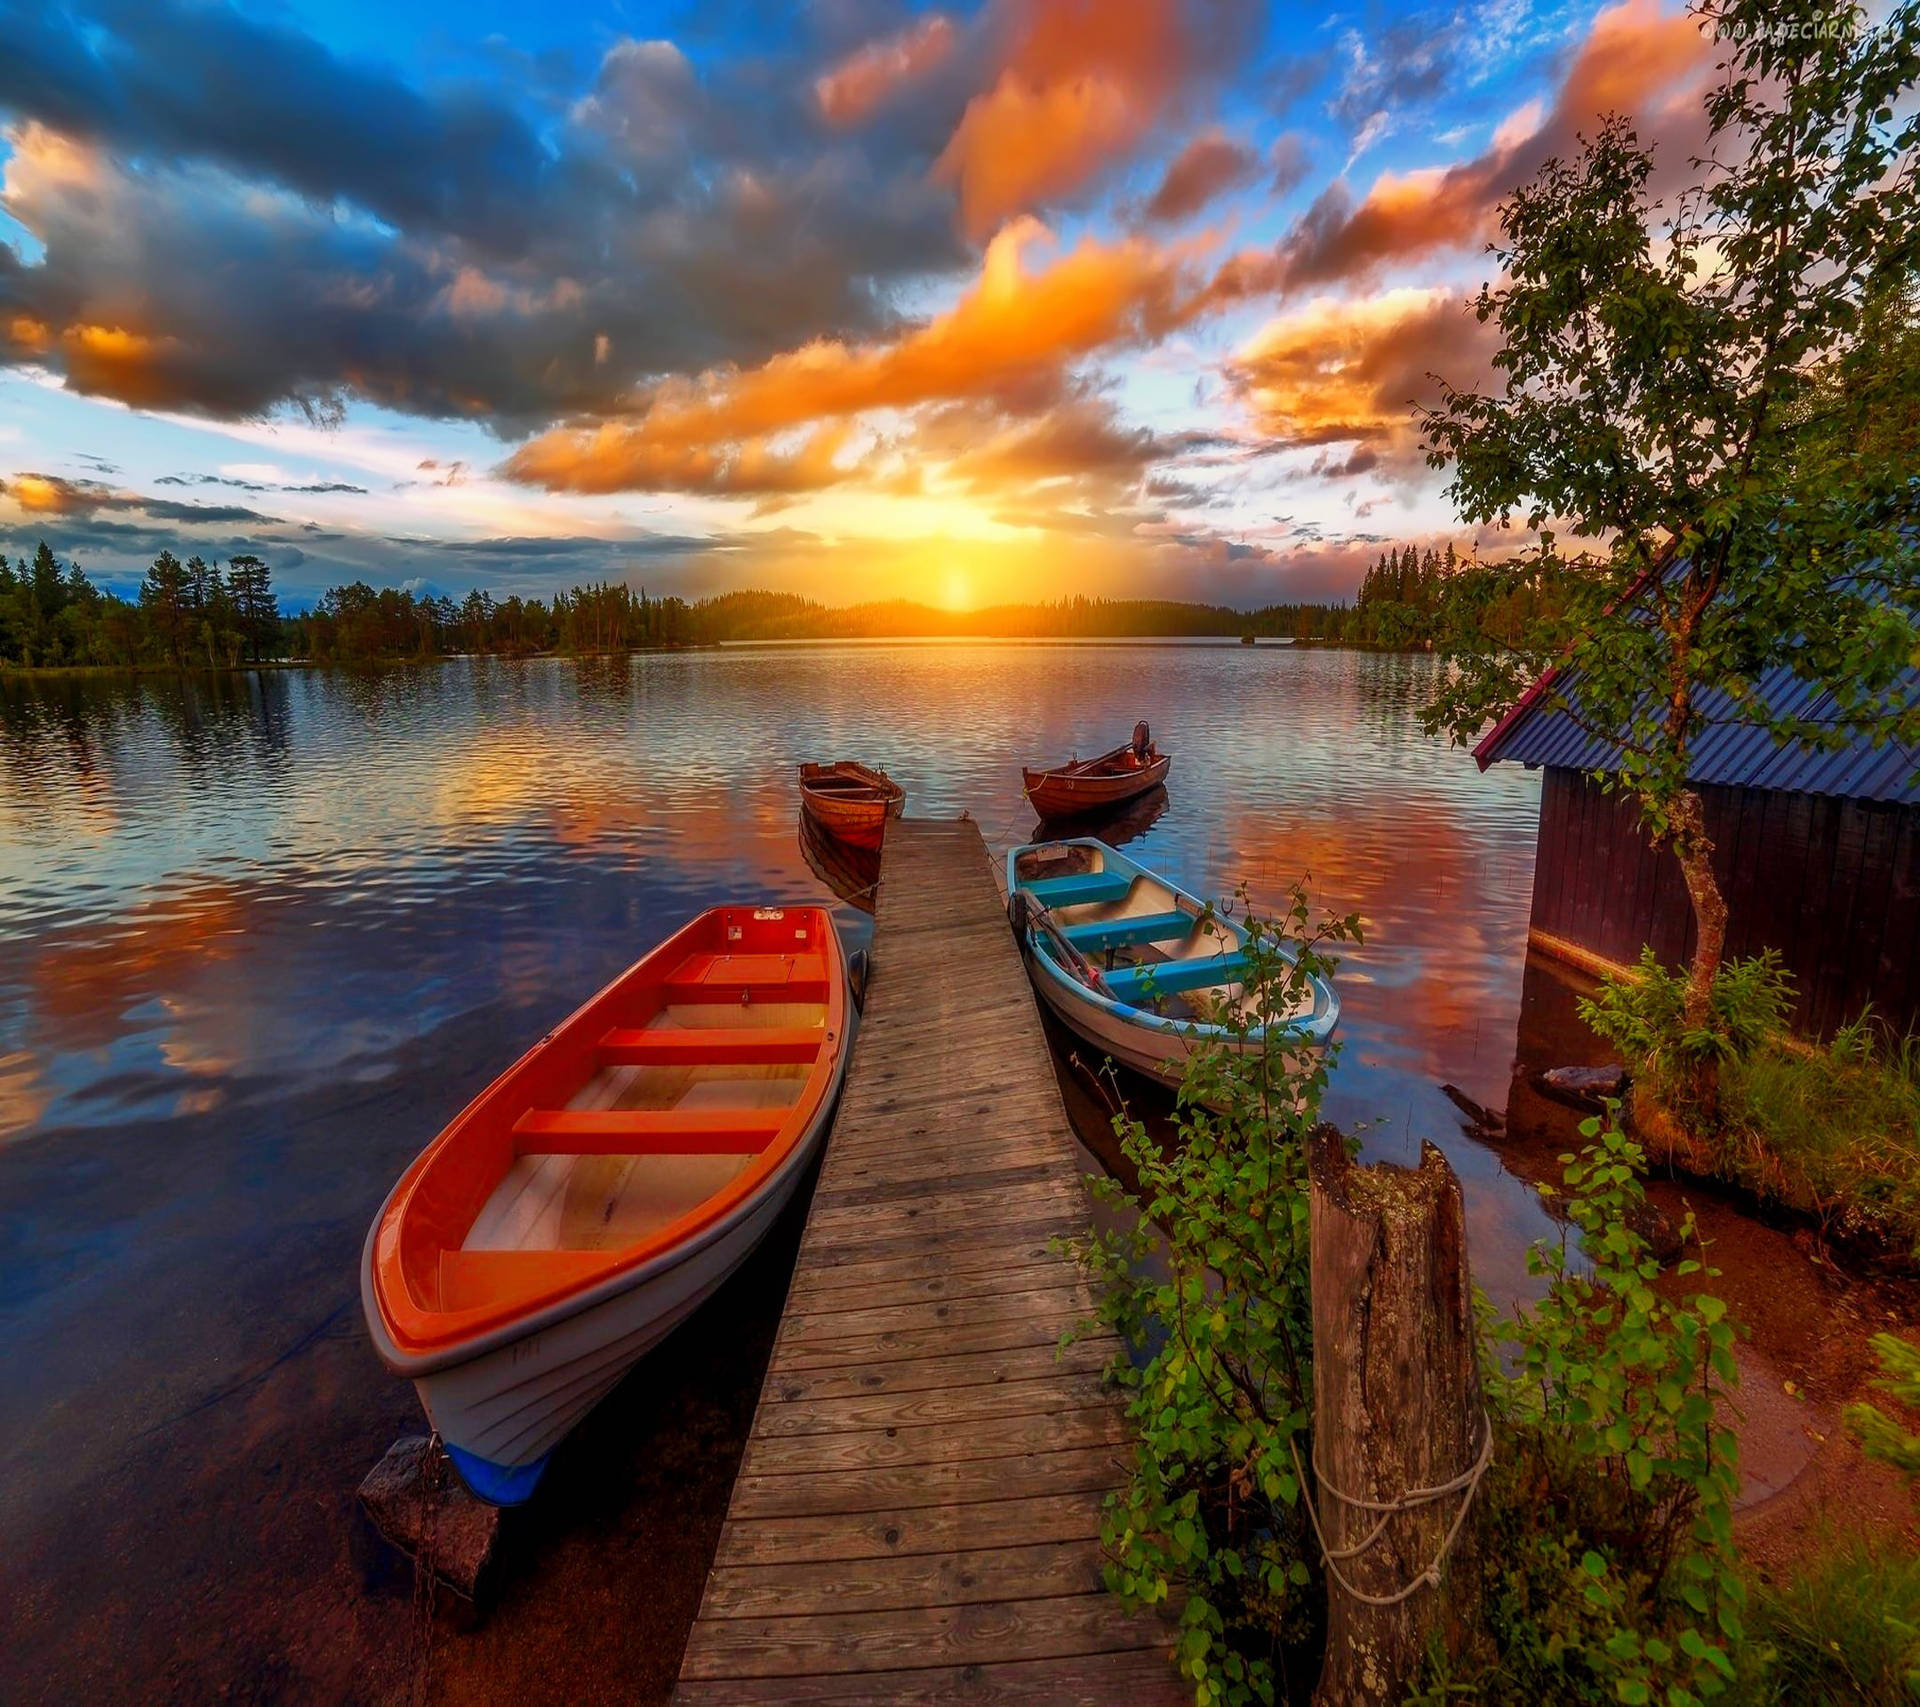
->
[0, 0, 1717, 609]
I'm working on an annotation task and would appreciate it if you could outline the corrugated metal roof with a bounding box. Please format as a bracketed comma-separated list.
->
[1473, 553, 1920, 803]
[1476, 667, 1920, 803]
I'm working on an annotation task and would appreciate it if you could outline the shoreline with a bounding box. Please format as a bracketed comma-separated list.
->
[0, 635, 1448, 679]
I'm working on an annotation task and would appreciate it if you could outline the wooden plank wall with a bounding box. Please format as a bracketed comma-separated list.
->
[673, 817, 1182, 1705]
[1529, 767, 1920, 1037]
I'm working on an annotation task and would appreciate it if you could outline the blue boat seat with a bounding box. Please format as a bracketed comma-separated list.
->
[1062, 910, 1196, 953]
[1024, 870, 1132, 908]
[1102, 952, 1248, 1006]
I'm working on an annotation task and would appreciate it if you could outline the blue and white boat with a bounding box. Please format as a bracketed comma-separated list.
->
[1006, 837, 1339, 1090]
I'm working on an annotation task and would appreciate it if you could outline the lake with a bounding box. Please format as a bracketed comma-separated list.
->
[0, 642, 1558, 1700]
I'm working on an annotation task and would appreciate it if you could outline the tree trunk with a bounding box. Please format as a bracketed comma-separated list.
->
[1308, 1128, 1484, 1707]
[1668, 788, 1727, 1029]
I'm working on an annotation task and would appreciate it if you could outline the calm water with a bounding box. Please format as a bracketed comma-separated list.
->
[0, 643, 1556, 1697]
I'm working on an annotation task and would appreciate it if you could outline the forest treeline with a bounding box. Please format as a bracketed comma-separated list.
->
[0, 538, 1539, 668]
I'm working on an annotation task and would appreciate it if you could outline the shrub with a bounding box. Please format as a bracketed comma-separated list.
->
[1579, 948, 1794, 1116]
[1071, 884, 1359, 1706]
[1417, 1115, 1746, 1705]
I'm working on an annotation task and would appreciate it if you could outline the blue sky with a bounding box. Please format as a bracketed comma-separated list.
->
[0, 0, 1716, 608]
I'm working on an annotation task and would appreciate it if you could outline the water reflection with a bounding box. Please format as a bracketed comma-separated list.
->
[797, 809, 883, 914]
[1031, 780, 1169, 849]
[0, 645, 1558, 1686]
[2, 645, 1555, 1235]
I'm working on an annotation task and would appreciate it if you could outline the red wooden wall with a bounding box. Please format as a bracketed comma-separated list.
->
[1529, 767, 1920, 1039]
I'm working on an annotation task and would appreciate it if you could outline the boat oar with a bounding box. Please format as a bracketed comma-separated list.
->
[1008, 891, 1109, 995]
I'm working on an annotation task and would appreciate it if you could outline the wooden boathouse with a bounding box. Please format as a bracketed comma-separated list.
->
[1476, 664, 1920, 1037]
[673, 817, 1183, 1704]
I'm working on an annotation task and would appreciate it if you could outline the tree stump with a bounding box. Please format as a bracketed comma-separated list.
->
[358, 1435, 502, 1607]
[1308, 1129, 1485, 1707]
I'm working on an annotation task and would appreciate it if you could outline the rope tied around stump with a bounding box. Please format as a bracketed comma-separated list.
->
[1290, 1411, 1493, 1609]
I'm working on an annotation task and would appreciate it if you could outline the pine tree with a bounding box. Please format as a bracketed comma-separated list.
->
[140, 550, 193, 667]
[0, 553, 18, 663]
[225, 555, 278, 662]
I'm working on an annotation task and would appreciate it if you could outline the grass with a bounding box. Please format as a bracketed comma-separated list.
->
[1709, 1022, 1920, 1262]
[1729, 1534, 1920, 1705]
[1585, 953, 1920, 1265]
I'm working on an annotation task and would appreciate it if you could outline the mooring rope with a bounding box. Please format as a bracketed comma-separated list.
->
[1289, 1413, 1493, 1609]
[409, 1430, 444, 1707]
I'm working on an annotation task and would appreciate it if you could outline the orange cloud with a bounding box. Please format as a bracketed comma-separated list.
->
[1206, 0, 1710, 302]
[4, 472, 78, 513]
[1226, 287, 1498, 469]
[54, 321, 185, 408]
[6, 315, 53, 355]
[933, 0, 1194, 239]
[506, 219, 1198, 493]
[816, 15, 957, 126]
[66, 323, 156, 360]
[1140, 128, 1258, 224]
[1562, 0, 1710, 114]
[937, 397, 1158, 493]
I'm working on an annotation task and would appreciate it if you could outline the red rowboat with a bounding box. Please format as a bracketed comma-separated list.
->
[362, 905, 849, 1504]
[799, 760, 905, 849]
[1023, 722, 1171, 820]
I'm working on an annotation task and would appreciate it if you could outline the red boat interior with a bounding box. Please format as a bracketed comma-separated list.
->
[371, 906, 843, 1353]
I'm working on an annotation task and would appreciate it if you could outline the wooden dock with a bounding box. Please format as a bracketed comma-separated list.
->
[674, 817, 1181, 1705]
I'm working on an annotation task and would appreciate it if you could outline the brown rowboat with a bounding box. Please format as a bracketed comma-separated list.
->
[798, 760, 905, 849]
[1022, 722, 1170, 820]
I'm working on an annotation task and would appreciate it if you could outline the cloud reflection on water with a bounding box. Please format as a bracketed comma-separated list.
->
[1, 645, 1552, 1286]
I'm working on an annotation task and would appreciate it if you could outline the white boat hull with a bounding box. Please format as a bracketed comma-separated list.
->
[360, 1039, 847, 1492]
[1028, 947, 1264, 1089]
[416, 1157, 803, 1466]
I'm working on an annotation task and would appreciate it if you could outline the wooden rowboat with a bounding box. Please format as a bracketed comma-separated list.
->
[361, 905, 850, 1504]
[1022, 722, 1170, 819]
[799, 760, 904, 848]
[1007, 838, 1337, 1092]
[1031, 782, 1168, 850]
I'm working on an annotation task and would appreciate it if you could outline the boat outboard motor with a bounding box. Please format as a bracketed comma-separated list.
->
[1132, 720, 1152, 758]
[1008, 888, 1034, 940]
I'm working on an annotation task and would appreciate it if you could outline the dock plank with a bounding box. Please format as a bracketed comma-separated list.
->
[737, 1406, 1127, 1478]
[676, 1649, 1175, 1705]
[678, 1591, 1164, 1679]
[674, 818, 1178, 1704]
[699, 1539, 1107, 1618]
[753, 1371, 1116, 1437]
[708, 1490, 1109, 1568]
[787, 1259, 1071, 1308]
[756, 1338, 1115, 1405]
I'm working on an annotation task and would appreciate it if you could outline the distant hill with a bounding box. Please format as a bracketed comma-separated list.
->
[688, 590, 1344, 642]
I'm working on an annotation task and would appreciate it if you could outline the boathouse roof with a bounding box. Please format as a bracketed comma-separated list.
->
[1474, 540, 1920, 805]
[1474, 657, 1920, 806]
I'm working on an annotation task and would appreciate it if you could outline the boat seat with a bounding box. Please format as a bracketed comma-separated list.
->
[514, 1106, 787, 1154]
[599, 1026, 823, 1066]
[437, 1248, 613, 1312]
[663, 951, 830, 1004]
[1101, 952, 1249, 1006]
[1023, 870, 1132, 908]
[1061, 910, 1196, 953]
